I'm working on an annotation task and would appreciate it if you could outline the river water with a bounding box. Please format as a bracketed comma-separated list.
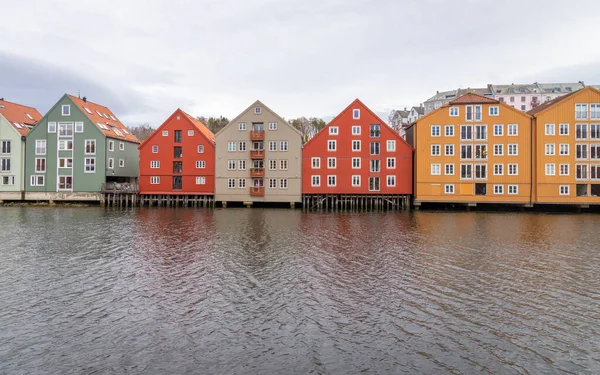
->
[0, 207, 599, 374]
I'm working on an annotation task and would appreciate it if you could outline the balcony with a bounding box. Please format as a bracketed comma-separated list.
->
[250, 150, 265, 159]
[250, 130, 265, 141]
[250, 168, 264, 178]
[250, 186, 264, 196]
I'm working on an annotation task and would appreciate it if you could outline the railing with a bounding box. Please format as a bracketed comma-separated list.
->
[250, 130, 265, 140]
[250, 168, 264, 177]
[250, 186, 265, 196]
[101, 182, 139, 193]
[250, 150, 265, 159]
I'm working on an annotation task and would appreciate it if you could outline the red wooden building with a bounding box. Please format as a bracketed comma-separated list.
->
[139, 109, 215, 205]
[302, 99, 413, 209]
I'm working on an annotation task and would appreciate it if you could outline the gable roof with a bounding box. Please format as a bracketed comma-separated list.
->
[449, 92, 498, 105]
[215, 100, 302, 138]
[412, 106, 424, 115]
[182, 111, 215, 143]
[139, 108, 215, 150]
[67, 95, 139, 143]
[303, 98, 413, 150]
[0, 99, 42, 136]
[523, 86, 600, 116]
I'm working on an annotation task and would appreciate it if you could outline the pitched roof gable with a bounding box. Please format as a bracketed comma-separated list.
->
[67, 95, 139, 143]
[182, 111, 215, 143]
[526, 88, 586, 116]
[139, 108, 215, 150]
[216, 100, 302, 138]
[449, 92, 498, 105]
[0, 99, 42, 136]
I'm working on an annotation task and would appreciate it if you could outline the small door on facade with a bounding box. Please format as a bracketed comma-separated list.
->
[174, 146, 182, 158]
[475, 183, 487, 196]
[174, 130, 182, 143]
[252, 178, 264, 187]
[172, 176, 182, 190]
[253, 160, 264, 169]
[173, 161, 183, 173]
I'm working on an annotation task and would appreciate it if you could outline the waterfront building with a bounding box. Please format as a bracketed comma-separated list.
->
[0, 99, 42, 200]
[528, 86, 600, 205]
[407, 93, 533, 207]
[215, 100, 302, 206]
[302, 99, 413, 209]
[138, 109, 215, 200]
[24, 95, 139, 201]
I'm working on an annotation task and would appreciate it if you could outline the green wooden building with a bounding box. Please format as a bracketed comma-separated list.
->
[24, 94, 140, 201]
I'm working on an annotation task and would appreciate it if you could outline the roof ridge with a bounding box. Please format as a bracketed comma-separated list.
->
[0, 99, 40, 111]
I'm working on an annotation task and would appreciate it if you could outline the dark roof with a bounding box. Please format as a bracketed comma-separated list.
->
[413, 106, 424, 115]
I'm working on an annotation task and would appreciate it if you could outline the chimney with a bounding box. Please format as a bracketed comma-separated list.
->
[83, 96, 87, 102]
[404, 107, 407, 111]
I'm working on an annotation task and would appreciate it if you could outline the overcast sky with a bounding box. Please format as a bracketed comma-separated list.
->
[2, 0, 600, 126]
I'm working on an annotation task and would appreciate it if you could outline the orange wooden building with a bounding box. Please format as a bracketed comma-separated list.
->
[529, 86, 600, 205]
[406, 93, 533, 207]
[302, 99, 413, 208]
[139, 109, 215, 201]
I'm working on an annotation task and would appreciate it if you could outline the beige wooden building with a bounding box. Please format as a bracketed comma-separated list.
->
[215, 100, 302, 206]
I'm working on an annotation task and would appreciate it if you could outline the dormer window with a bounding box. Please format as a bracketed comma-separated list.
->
[62, 105, 70, 116]
[254, 107, 261, 115]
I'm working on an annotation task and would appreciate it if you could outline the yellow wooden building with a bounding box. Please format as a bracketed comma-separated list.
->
[529, 86, 600, 205]
[406, 93, 533, 207]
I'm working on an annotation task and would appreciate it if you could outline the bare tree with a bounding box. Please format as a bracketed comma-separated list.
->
[129, 123, 155, 141]
[388, 110, 404, 131]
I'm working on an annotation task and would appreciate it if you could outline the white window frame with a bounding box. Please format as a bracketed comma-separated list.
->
[150, 160, 160, 169]
[352, 157, 360, 169]
[352, 126, 361, 135]
[508, 124, 518, 136]
[508, 163, 518, 176]
[269, 122, 277, 130]
[35, 140, 47, 155]
[353, 109, 360, 119]
[239, 123, 246, 131]
[449, 107, 459, 117]
[445, 163, 454, 176]
[312, 157, 320, 169]
[545, 163, 555, 176]
[431, 144, 441, 156]
[508, 144, 518, 156]
[494, 163, 504, 176]
[493, 185, 504, 195]
[329, 126, 339, 135]
[311, 175, 320, 187]
[61, 105, 70, 116]
[431, 125, 441, 137]
[445, 184, 455, 194]
[48, 122, 57, 133]
[493, 124, 503, 136]
[352, 175, 361, 187]
[352, 140, 360, 151]
[327, 157, 336, 169]
[75, 122, 84, 133]
[84, 157, 96, 173]
[559, 185, 570, 196]
[559, 123, 569, 136]
[545, 143, 555, 156]
[280, 141, 289, 151]
[431, 163, 441, 175]
[198, 145, 204, 153]
[151, 176, 160, 184]
[489, 106, 499, 116]
[387, 140, 396, 152]
[387, 157, 396, 169]
[445, 125, 454, 136]
[444, 144, 454, 156]
[508, 185, 518, 195]
[328, 140, 337, 151]
[545, 123, 555, 136]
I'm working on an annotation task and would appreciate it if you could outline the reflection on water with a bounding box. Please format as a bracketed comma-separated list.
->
[0, 207, 599, 374]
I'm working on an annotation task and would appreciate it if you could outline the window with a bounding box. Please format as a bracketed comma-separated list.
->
[387, 157, 396, 169]
[545, 123, 555, 135]
[591, 104, 600, 119]
[493, 124, 503, 136]
[386, 175, 396, 187]
[370, 124, 380, 137]
[431, 163, 441, 175]
[34, 158, 45, 173]
[312, 175, 320, 187]
[591, 145, 600, 159]
[254, 107, 261, 115]
[445, 164, 454, 175]
[371, 142, 380, 155]
[576, 124, 588, 140]
[269, 160, 277, 170]
[239, 141, 247, 151]
[369, 177, 380, 191]
[559, 185, 570, 195]
[0, 175, 13, 186]
[30, 175, 44, 186]
[353, 109, 360, 119]
[576, 164, 588, 180]
[576, 144, 588, 160]
[591, 124, 600, 140]
[58, 123, 73, 136]
[268, 141, 277, 151]
[0, 140, 10, 155]
[489, 106, 499, 116]
[494, 185, 504, 195]
[560, 164, 570, 176]
[196, 176, 206, 185]
[494, 164, 503, 176]
[474, 125, 487, 140]
[352, 126, 361, 135]
[460, 125, 472, 140]
[228, 160, 237, 170]
[151, 161, 160, 168]
[387, 140, 396, 152]
[195, 160, 206, 169]
[198, 145, 204, 153]
[48, 122, 57, 133]
[108, 158, 114, 169]
[508, 164, 518, 175]
[545, 143, 555, 155]
[108, 141, 114, 151]
[280, 160, 288, 170]
[239, 160, 246, 170]
[474, 144, 487, 160]
[35, 140, 47, 155]
[474, 105, 482, 121]
[327, 175, 336, 187]
[445, 125, 454, 136]
[328, 140, 336, 151]
[474, 164, 487, 179]
[559, 144, 569, 156]
[466, 106, 473, 121]
[445, 144, 454, 156]
[431, 144, 441, 156]
[162, 130, 168, 136]
[269, 122, 277, 130]
[279, 179, 288, 189]
[312, 157, 320, 169]
[449, 107, 459, 117]
[591, 165, 600, 180]
[238, 178, 246, 188]
[119, 142, 125, 151]
[508, 144, 518, 156]
[187, 130, 195, 137]
[508, 124, 518, 136]
[228, 178, 236, 188]
[461, 145, 472, 160]
[352, 175, 361, 187]
[431, 125, 441, 137]
[85, 158, 96, 173]
[228, 141, 237, 152]
[174, 130, 182, 143]
[460, 164, 472, 179]
[352, 157, 360, 169]
[510, 96, 515, 103]
[75, 122, 84, 133]
[508, 185, 518, 195]
[239, 123, 247, 131]
[445, 184, 454, 194]
[280, 141, 288, 151]
[520, 105, 526, 111]
[575, 104, 588, 119]
[493, 144, 503, 156]
[329, 126, 339, 135]
[58, 140, 73, 150]
[545, 163, 556, 176]
[327, 157, 336, 169]
[352, 140, 361, 151]
[59, 158, 73, 168]
[62, 105, 70, 116]
[269, 178, 278, 189]
[370, 160, 380, 172]
[559, 123, 569, 135]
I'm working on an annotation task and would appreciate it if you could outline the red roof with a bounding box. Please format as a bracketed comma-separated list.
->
[449, 93, 498, 105]
[182, 111, 215, 143]
[0, 99, 42, 136]
[68, 95, 139, 143]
